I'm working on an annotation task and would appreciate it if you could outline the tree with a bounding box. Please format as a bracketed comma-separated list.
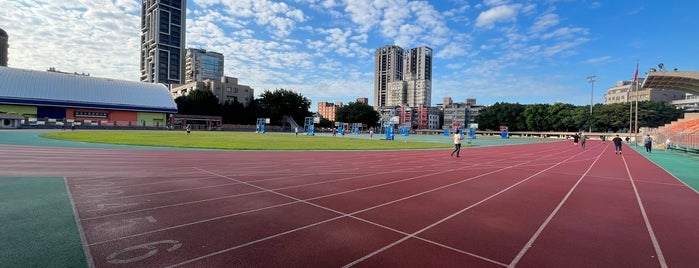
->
[256, 88, 312, 125]
[524, 104, 551, 131]
[335, 102, 381, 128]
[476, 102, 526, 131]
[174, 89, 221, 115]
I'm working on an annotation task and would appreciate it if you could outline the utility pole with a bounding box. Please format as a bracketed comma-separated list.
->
[587, 75, 596, 133]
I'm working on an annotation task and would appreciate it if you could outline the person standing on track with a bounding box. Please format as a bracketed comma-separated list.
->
[612, 134, 623, 154]
[572, 133, 579, 146]
[644, 134, 653, 153]
[580, 134, 587, 149]
[450, 129, 463, 157]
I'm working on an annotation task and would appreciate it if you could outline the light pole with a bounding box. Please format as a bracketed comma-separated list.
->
[587, 75, 596, 133]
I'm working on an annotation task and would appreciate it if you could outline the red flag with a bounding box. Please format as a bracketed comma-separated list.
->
[632, 62, 638, 82]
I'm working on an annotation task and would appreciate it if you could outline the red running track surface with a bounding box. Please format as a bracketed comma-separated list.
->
[1, 140, 698, 267]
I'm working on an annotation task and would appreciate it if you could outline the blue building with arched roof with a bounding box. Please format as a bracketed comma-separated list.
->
[0, 67, 177, 128]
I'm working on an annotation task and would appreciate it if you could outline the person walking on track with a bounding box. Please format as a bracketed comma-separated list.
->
[451, 129, 463, 157]
[612, 134, 623, 154]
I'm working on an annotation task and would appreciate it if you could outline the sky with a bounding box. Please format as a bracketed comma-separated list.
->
[2, 0, 698, 110]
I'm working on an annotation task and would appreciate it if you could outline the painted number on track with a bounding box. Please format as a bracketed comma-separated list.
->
[106, 240, 182, 264]
[87, 202, 138, 212]
[81, 189, 124, 198]
[93, 216, 157, 233]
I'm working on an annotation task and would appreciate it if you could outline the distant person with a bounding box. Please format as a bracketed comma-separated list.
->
[572, 133, 580, 146]
[71, 123, 75, 131]
[450, 129, 463, 157]
[186, 124, 191, 135]
[644, 134, 653, 153]
[369, 129, 374, 139]
[665, 138, 672, 152]
[625, 136, 630, 144]
[580, 134, 587, 149]
[295, 127, 298, 136]
[612, 135, 623, 154]
[332, 128, 337, 136]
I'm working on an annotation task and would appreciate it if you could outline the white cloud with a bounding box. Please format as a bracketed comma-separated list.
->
[475, 5, 519, 29]
[529, 13, 559, 34]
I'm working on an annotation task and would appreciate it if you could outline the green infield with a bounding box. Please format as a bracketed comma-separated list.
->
[41, 130, 455, 150]
[0, 177, 88, 268]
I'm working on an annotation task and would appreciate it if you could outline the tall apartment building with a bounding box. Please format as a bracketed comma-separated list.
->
[404, 46, 432, 107]
[0, 28, 8, 67]
[140, 0, 186, 85]
[374, 45, 404, 108]
[374, 45, 432, 108]
[317, 102, 343, 121]
[184, 48, 224, 84]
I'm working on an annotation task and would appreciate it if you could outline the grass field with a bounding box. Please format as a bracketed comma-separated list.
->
[41, 130, 455, 150]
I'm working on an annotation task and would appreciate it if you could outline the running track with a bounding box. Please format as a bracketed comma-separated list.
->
[1, 140, 698, 267]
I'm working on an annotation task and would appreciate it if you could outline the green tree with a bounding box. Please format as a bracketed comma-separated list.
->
[524, 104, 551, 131]
[257, 88, 312, 125]
[476, 102, 526, 131]
[174, 89, 221, 115]
[335, 102, 381, 128]
[636, 101, 683, 128]
[547, 103, 577, 131]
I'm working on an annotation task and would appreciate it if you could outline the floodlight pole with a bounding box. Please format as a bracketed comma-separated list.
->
[587, 75, 596, 133]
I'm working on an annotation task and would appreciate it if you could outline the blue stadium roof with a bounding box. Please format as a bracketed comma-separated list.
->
[0, 67, 177, 113]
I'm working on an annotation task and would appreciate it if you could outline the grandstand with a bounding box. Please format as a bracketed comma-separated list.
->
[652, 113, 699, 153]
[642, 70, 699, 153]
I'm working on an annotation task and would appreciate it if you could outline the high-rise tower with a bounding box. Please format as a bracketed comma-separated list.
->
[374, 45, 404, 108]
[140, 0, 186, 85]
[374, 45, 432, 108]
[184, 48, 224, 83]
[0, 28, 8, 67]
[404, 46, 432, 107]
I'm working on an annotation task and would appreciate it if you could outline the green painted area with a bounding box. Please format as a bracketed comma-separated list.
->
[629, 144, 699, 192]
[136, 112, 167, 126]
[0, 177, 87, 268]
[0, 104, 37, 116]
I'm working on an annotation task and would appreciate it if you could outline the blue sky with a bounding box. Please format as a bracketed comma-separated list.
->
[2, 0, 697, 109]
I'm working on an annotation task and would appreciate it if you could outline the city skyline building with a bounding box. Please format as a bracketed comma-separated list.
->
[0, 28, 8, 67]
[140, 0, 186, 86]
[184, 48, 224, 84]
[374, 45, 404, 108]
[404, 46, 433, 107]
[374, 45, 432, 108]
[317, 101, 343, 121]
[171, 76, 254, 107]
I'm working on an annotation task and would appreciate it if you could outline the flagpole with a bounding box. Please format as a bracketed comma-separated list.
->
[634, 63, 639, 146]
[629, 82, 633, 135]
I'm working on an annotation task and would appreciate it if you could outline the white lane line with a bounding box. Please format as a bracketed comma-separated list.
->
[64, 176, 96, 268]
[166, 146, 573, 267]
[621, 154, 668, 268]
[508, 143, 605, 267]
[345, 147, 587, 268]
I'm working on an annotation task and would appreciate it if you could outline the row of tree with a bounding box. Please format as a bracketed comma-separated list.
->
[476, 101, 683, 132]
[174, 88, 380, 128]
[175, 89, 683, 133]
